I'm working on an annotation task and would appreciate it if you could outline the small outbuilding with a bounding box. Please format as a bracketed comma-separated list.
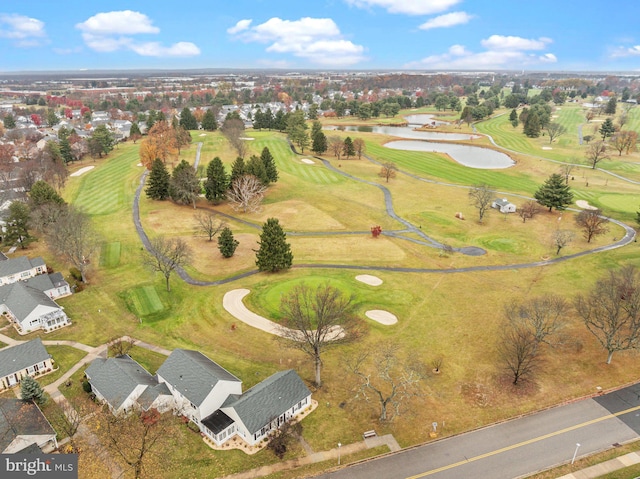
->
[492, 198, 517, 214]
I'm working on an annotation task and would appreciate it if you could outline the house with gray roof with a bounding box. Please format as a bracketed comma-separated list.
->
[0, 338, 54, 390]
[0, 281, 70, 334]
[0, 256, 46, 286]
[491, 198, 516, 214]
[0, 398, 57, 453]
[156, 349, 242, 424]
[85, 355, 172, 414]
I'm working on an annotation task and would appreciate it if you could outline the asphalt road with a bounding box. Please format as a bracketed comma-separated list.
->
[316, 383, 640, 479]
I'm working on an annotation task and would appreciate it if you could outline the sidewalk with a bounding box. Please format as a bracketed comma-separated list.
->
[557, 451, 640, 479]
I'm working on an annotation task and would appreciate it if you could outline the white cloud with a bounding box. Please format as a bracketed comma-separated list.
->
[0, 13, 47, 47]
[75, 10, 199, 58]
[229, 17, 366, 66]
[76, 11, 159, 35]
[481, 35, 551, 51]
[227, 19, 252, 35]
[405, 35, 557, 69]
[129, 41, 201, 57]
[611, 45, 640, 58]
[344, 0, 460, 15]
[419, 11, 473, 30]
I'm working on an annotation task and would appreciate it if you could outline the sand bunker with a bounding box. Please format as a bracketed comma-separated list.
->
[137, 163, 143, 167]
[301, 159, 315, 164]
[223, 289, 344, 340]
[199, 133, 207, 136]
[542, 147, 552, 150]
[239, 137, 255, 141]
[576, 200, 598, 210]
[356, 275, 383, 286]
[70, 166, 95, 177]
[365, 310, 398, 325]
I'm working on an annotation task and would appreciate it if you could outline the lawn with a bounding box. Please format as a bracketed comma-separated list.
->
[34, 111, 640, 478]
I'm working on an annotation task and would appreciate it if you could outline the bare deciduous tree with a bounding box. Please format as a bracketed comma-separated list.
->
[347, 343, 425, 421]
[610, 131, 638, 156]
[328, 135, 343, 161]
[108, 336, 136, 356]
[221, 118, 247, 158]
[278, 282, 359, 388]
[575, 266, 640, 364]
[545, 122, 567, 143]
[585, 141, 609, 169]
[468, 183, 493, 223]
[194, 211, 226, 241]
[378, 162, 398, 183]
[505, 296, 568, 346]
[498, 323, 540, 385]
[143, 236, 193, 292]
[46, 206, 100, 283]
[226, 174, 267, 213]
[575, 209, 609, 243]
[553, 229, 574, 255]
[559, 163, 575, 185]
[518, 201, 541, 223]
[353, 138, 366, 159]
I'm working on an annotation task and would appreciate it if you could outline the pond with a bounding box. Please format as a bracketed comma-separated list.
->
[324, 125, 479, 141]
[384, 140, 515, 169]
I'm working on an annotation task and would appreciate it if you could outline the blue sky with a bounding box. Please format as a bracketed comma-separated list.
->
[0, 0, 639, 72]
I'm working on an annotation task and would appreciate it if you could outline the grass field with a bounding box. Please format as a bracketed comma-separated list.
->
[24, 104, 640, 479]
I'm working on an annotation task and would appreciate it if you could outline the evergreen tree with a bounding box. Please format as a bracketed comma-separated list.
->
[91, 124, 115, 157]
[246, 155, 269, 185]
[218, 227, 239, 258]
[4, 201, 33, 249]
[311, 120, 323, 139]
[599, 118, 616, 140]
[59, 137, 73, 164]
[145, 158, 170, 200]
[260, 147, 278, 183]
[509, 109, 519, 128]
[274, 110, 287, 131]
[263, 109, 275, 130]
[169, 160, 200, 208]
[46, 109, 60, 126]
[201, 109, 218, 131]
[604, 97, 617, 115]
[343, 137, 355, 159]
[534, 173, 574, 212]
[312, 131, 327, 154]
[204, 157, 228, 204]
[523, 111, 541, 138]
[29, 181, 65, 209]
[255, 218, 293, 272]
[21, 376, 47, 405]
[130, 122, 142, 137]
[3, 113, 15, 128]
[179, 107, 198, 130]
[230, 157, 246, 184]
[253, 109, 264, 130]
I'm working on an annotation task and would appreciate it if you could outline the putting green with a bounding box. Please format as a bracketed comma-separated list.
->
[598, 194, 639, 214]
[124, 285, 165, 316]
[100, 242, 121, 268]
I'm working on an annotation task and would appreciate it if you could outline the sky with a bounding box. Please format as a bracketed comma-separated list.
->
[0, 0, 639, 73]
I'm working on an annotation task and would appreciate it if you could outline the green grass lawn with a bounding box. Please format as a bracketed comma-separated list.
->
[99, 241, 121, 268]
[38, 346, 88, 387]
[120, 285, 165, 317]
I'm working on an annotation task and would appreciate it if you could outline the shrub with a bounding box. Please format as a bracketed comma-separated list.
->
[371, 225, 382, 238]
[69, 267, 82, 282]
[82, 380, 92, 393]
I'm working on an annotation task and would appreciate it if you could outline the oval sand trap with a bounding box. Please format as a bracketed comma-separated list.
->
[301, 158, 315, 164]
[365, 310, 397, 325]
[576, 200, 598, 210]
[239, 137, 255, 141]
[70, 166, 95, 177]
[541, 147, 552, 150]
[356, 274, 383, 286]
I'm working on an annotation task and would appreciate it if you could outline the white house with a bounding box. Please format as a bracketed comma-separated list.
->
[0, 338, 54, 390]
[85, 355, 173, 414]
[87, 348, 313, 448]
[0, 281, 71, 334]
[0, 256, 47, 286]
[491, 198, 517, 214]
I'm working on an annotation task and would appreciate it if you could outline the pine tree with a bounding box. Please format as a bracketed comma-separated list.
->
[604, 97, 617, 115]
[169, 160, 200, 208]
[312, 131, 327, 154]
[179, 107, 198, 130]
[4, 201, 33, 249]
[246, 155, 269, 185]
[509, 109, 519, 128]
[145, 158, 171, 200]
[218, 227, 239, 258]
[230, 157, 246, 184]
[343, 137, 355, 159]
[523, 111, 541, 138]
[130, 122, 142, 137]
[59, 137, 73, 164]
[260, 147, 278, 183]
[3, 113, 16, 128]
[21, 376, 47, 405]
[534, 173, 574, 212]
[255, 218, 293, 272]
[204, 157, 228, 204]
[29, 180, 65, 208]
[201, 109, 218, 131]
[599, 118, 616, 140]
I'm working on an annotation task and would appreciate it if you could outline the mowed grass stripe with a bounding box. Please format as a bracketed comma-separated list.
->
[74, 147, 140, 215]
[100, 242, 121, 268]
[127, 285, 164, 316]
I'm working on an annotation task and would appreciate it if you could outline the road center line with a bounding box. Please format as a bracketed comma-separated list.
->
[406, 403, 640, 479]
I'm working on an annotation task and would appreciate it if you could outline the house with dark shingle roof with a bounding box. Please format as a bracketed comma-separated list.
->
[85, 355, 172, 414]
[0, 281, 70, 334]
[0, 256, 46, 286]
[0, 338, 54, 390]
[0, 398, 57, 453]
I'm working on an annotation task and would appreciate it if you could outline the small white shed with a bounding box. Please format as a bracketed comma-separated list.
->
[492, 198, 516, 213]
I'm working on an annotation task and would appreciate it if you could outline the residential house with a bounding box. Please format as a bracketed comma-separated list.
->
[491, 198, 517, 214]
[0, 338, 54, 390]
[86, 348, 313, 447]
[0, 398, 57, 453]
[0, 256, 47, 286]
[85, 355, 172, 414]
